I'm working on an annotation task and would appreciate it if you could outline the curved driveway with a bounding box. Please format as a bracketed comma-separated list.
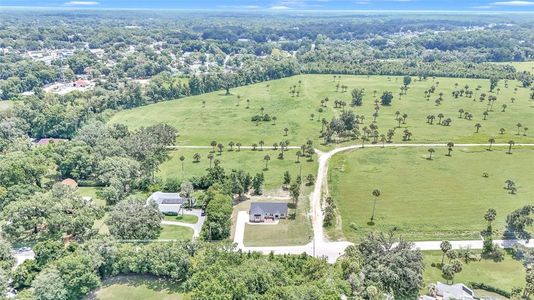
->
[234, 143, 534, 263]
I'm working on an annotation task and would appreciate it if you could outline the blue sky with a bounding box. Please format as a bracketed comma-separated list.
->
[2, 0, 534, 11]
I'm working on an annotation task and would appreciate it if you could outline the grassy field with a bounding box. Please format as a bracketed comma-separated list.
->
[163, 214, 198, 224]
[111, 74, 533, 149]
[78, 186, 106, 207]
[243, 196, 312, 246]
[328, 146, 534, 241]
[234, 181, 314, 246]
[89, 275, 189, 300]
[158, 225, 193, 240]
[493, 61, 534, 73]
[159, 148, 317, 192]
[422, 250, 526, 293]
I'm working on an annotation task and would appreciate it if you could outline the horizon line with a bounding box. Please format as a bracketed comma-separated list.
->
[1, 6, 534, 14]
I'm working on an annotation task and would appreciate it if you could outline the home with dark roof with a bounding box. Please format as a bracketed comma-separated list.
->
[249, 202, 288, 222]
[148, 192, 186, 214]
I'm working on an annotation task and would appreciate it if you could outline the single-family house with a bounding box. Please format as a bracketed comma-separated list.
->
[148, 192, 186, 214]
[249, 202, 288, 222]
[424, 282, 475, 300]
[35, 138, 67, 146]
[73, 79, 88, 88]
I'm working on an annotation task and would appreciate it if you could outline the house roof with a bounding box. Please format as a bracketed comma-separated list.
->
[436, 282, 475, 300]
[61, 178, 78, 188]
[250, 202, 288, 216]
[74, 79, 88, 86]
[36, 138, 67, 146]
[150, 192, 185, 205]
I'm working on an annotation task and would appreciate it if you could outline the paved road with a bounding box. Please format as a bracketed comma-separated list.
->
[167, 145, 301, 150]
[233, 142, 534, 262]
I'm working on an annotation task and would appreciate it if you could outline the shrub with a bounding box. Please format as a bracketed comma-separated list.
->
[468, 282, 510, 298]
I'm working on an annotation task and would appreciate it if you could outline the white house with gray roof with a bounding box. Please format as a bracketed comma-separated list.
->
[249, 202, 288, 222]
[148, 192, 186, 214]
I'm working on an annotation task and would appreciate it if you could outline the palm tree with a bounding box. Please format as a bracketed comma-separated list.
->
[236, 143, 242, 151]
[272, 116, 277, 125]
[193, 152, 201, 163]
[483, 111, 488, 120]
[263, 155, 271, 170]
[217, 143, 224, 154]
[447, 142, 454, 156]
[440, 241, 452, 265]
[296, 151, 302, 163]
[507, 140, 515, 154]
[437, 113, 444, 124]
[499, 128, 505, 135]
[361, 136, 368, 148]
[487, 138, 495, 151]
[259, 140, 264, 151]
[516, 123, 522, 135]
[207, 153, 214, 168]
[179, 155, 185, 171]
[458, 108, 464, 118]
[228, 141, 235, 151]
[484, 208, 496, 229]
[246, 99, 250, 109]
[475, 123, 482, 133]
[524, 127, 529, 136]
[210, 140, 217, 152]
[252, 143, 257, 151]
[501, 104, 507, 112]
[428, 148, 435, 160]
[202, 100, 206, 108]
[370, 189, 381, 223]
[284, 128, 289, 136]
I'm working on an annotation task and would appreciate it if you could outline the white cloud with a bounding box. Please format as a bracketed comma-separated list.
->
[491, 1, 534, 6]
[65, 1, 99, 5]
[472, 5, 492, 8]
[270, 5, 291, 9]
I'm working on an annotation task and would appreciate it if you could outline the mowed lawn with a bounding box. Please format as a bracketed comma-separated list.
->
[159, 148, 317, 192]
[163, 214, 198, 224]
[110, 74, 533, 149]
[328, 146, 534, 241]
[422, 251, 527, 293]
[158, 225, 193, 241]
[89, 275, 189, 300]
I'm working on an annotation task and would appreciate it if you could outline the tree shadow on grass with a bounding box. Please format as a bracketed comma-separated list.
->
[87, 275, 186, 299]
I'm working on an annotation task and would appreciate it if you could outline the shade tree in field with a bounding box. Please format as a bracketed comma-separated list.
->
[351, 88, 365, 106]
[380, 91, 393, 106]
